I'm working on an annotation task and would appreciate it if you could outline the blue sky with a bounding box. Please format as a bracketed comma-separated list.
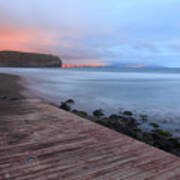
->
[0, 0, 180, 66]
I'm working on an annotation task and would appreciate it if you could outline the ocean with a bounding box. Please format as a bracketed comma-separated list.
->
[1, 67, 180, 136]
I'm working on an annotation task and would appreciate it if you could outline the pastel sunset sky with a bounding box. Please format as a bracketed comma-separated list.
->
[0, 0, 180, 66]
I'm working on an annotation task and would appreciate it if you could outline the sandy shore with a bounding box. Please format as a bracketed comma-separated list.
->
[0, 73, 25, 98]
[0, 72, 179, 157]
[0, 73, 26, 117]
[0, 72, 41, 100]
[0, 73, 58, 116]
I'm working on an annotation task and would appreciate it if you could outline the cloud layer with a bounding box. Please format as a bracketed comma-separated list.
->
[0, 0, 180, 66]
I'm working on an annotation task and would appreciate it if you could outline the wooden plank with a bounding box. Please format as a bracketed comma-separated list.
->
[0, 99, 179, 180]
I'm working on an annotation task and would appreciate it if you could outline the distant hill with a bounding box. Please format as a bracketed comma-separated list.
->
[0, 51, 62, 67]
[110, 62, 166, 69]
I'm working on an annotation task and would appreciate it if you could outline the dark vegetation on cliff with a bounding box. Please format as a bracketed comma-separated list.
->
[0, 51, 62, 67]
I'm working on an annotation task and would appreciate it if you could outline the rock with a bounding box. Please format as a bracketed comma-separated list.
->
[78, 111, 88, 117]
[121, 117, 137, 126]
[109, 114, 119, 120]
[93, 109, 104, 118]
[151, 133, 177, 152]
[149, 122, 160, 128]
[59, 102, 71, 111]
[113, 121, 123, 130]
[127, 117, 138, 127]
[169, 138, 180, 148]
[59, 99, 75, 111]
[95, 118, 109, 127]
[0, 51, 62, 67]
[72, 109, 87, 117]
[108, 118, 118, 126]
[121, 116, 129, 122]
[140, 114, 148, 123]
[66, 99, 74, 104]
[153, 129, 172, 137]
[123, 111, 133, 116]
[72, 109, 78, 113]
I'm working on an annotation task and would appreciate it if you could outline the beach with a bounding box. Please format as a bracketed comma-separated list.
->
[0, 73, 27, 117]
[1, 0, 180, 178]
[0, 73, 25, 98]
[1, 67, 180, 138]
[0, 71, 180, 157]
[0, 78, 179, 179]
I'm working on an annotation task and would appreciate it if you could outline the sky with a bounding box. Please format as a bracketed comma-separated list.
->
[0, 0, 180, 67]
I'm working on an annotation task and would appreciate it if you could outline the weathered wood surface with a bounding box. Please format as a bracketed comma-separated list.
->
[0, 99, 179, 180]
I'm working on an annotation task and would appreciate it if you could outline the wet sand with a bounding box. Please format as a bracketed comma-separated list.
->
[0, 73, 25, 98]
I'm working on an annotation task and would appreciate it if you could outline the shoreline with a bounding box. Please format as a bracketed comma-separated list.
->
[0, 73, 25, 98]
[0, 72, 179, 157]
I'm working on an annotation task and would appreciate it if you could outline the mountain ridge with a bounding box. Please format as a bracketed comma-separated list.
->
[0, 51, 62, 67]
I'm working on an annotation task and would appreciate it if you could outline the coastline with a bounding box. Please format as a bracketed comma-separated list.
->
[1, 89, 179, 179]
[0, 72, 179, 157]
[0, 73, 25, 98]
[0, 72, 51, 102]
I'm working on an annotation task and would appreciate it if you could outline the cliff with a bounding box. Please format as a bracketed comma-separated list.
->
[0, 51, 62, 67]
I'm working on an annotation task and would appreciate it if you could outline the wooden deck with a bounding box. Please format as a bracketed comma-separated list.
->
[0, 98, 180, 180]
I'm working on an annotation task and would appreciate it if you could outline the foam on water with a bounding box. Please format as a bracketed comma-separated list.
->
[1, 67, 180, 136]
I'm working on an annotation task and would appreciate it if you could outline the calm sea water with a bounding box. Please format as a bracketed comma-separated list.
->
[1, 67, 180, 135]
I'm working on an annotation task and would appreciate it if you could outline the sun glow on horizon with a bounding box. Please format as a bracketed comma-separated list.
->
[62, 63, 107, 68]
[1, 1, 180, 66]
